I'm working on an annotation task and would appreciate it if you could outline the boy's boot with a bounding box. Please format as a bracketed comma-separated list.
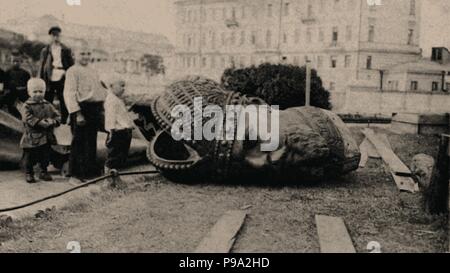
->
[39, 170, 53, 181]
[26, 174, 36, 184]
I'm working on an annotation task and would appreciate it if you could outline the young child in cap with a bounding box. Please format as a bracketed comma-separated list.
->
[21, 78, 61, 183]
[104, 75, 134, 175]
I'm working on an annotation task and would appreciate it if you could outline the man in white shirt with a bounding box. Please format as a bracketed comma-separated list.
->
[38, 26, 74, 124]
[104, 76, 134, 173]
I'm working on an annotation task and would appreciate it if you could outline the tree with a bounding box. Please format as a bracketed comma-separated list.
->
[19, 41, 46, 62]
[141, 54, 165, 76]
[221, 63, 332, 110]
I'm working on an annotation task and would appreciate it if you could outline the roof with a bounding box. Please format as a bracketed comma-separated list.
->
[385, 59, 450, 74]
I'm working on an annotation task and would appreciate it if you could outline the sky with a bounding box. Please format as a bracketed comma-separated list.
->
[0, 0, 177, 41]
[0, 0, 448, 56]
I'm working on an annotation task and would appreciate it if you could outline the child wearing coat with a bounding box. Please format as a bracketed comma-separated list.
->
[21, 78, 61, 183]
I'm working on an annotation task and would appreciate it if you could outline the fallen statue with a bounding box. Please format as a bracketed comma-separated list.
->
[133, 76, 360, 184]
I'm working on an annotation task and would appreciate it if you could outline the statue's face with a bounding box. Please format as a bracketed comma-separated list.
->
[234, 107, 360, 181]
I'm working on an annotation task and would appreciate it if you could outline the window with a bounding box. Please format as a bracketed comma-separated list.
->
[230, 31, 236, 45]
[211, 32, 216, 49]
[251, 31, 257, 45]
[240, 31, 246, 45]
[410, 0, 416, 16]
[329, 82, 336, 91]
[366, 56, 372, 69]
[345, 55, 351, 68]
[284, 2, 290, 16]
[307, 4, 313, 17]
[368, 25, 375, 42]
[346, 26, 352, 41]
[446, 83, 450, 92]
[201, 33, 206, 46]
[266, 30, 272, 47]
[432, 82, 439, 91]
[317, 55, 323, 68]
[211, 56, 216, 68]
[331, 56, 337, 68]
[407, 29, 414, 45]
[202, 57, 207, 68]
[232, 7, 237, 19]
[332, 27, 338, 44]
[268, 4, 273, 17]
[295, 29, 301, 43]
[319, 28, 324, 42]
[283, 33, 288, 44]
[306, 28, 312, 43]
[410, 81, 418, 91]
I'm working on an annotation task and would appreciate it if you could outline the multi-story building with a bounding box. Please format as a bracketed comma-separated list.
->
[174, 0, 423, 111]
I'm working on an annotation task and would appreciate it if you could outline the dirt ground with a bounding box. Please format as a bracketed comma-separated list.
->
[0, 127, 447, 253]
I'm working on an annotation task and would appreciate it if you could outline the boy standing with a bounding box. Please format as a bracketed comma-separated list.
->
[5, 51, 31, 117]
[64, 48, 106, 183]
[104, 77, 134, 174]
[21, 78, 61, 183]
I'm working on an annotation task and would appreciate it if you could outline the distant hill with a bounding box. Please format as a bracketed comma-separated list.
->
[0, 15, 174, 55]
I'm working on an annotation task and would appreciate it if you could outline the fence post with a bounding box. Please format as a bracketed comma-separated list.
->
[305, 60, 311, 106]
[424, 134, 450, 215]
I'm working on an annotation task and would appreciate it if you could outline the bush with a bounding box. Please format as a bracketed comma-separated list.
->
[19, 41, 46, 61]
[221, 63, 332, 110]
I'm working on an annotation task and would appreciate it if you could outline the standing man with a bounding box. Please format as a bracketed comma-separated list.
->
[64, 48, 106, 184]
[39, 26, 74, 124]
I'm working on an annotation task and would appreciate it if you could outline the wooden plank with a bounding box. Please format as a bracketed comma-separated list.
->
[195, 210, 247, 253]
[360, 138, 380, 159]
[359, 141, 369, 168]
[362, 129, 412, 176]
[391, 172, 419, 193]
[315, 215, 356, 253]
[379, 134, 393, 150]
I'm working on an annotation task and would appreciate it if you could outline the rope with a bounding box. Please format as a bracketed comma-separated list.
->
[0, 170, 160, 213]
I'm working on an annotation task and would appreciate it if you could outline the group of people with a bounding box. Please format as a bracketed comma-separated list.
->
[0, 26, 135, 184]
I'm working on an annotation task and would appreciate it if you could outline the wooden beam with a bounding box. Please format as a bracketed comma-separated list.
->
[315, 215, 356, 253]
[362, 129, 412, 176]
[359, 141, 369, 168]
[391, 172, 419, 193]
[195, 210, 247, 253]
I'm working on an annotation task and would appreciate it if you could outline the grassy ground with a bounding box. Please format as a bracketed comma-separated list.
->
[0, 127, 447, 253]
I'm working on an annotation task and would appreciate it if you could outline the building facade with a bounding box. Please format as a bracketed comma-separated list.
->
[174, 0, 423, 111]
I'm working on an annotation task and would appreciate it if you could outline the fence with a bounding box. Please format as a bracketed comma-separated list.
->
[344, 87, 450, 115]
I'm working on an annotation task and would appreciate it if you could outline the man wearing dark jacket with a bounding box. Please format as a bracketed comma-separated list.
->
[38, 26, 74, 124]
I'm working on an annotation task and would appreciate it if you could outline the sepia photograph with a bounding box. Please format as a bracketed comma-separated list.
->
[0, 0, 449, 263]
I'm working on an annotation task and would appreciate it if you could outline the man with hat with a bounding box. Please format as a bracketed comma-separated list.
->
[38, 26, 74, 124]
